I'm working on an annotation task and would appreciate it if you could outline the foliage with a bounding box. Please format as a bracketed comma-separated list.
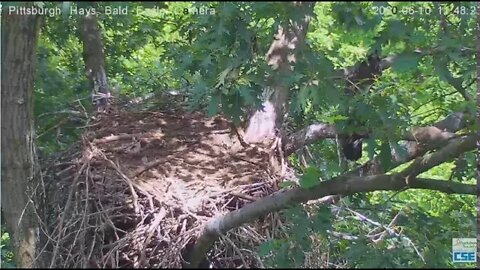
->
[0, 228, 15, 268]
[30, 1, 477, 268]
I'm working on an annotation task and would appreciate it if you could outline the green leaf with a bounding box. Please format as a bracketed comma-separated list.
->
[279, 181, 296, 188]
[207, 95, 221, 117]
[215, 66, 232, 88]
[237, 86, 255, 104]
[432, 60, 453, 83]
[439, 35, 460, 50]
[180, 54, 193, 68]
[298, 86, 312, 109]
[386, 20, 407, 40]
[365, 137, 378, 160]
[299, 166, 321, 189]
[312, 205, 333, 235]
[392, 53, 421, 73]
[200, 55, 213, 70]
[378, 142, 392, 169]
[258, 240, 274, 256]
[325, 114, 349, 124]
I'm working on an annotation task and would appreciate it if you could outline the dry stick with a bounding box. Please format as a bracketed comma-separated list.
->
[240, 225, 263, 243]
[54, 161, 79, 167]
[86, 216, 99, 266]
[221, 234, 249, 267]
[80, 165, 92, 267]
[230, 192, 257, 202]
[30, 185, 64, 266]
[64, 188, 91, 267]
[133, 140, 200, 177]
[55, 164, 76, 176]
[77, 122, 102, 129]
[368, 209, 403, 238]
[100, 233, 131, 266]
[140, 207, 167, 266]
[49, 151, 92, 268]
[96, 192, 126, 237]
[277, 136, 286, 177]
[36, 117, 69, 139]
[140, 207, 167, 265]
[94, 133, 145, 144]
[100, 154, 140, 214]
[63, 188, 87, 267]
[342, 207, 425, 263]
[229, 154, 267, 169]
[133, 159, 166, 177]
[185, 135, 476, 267]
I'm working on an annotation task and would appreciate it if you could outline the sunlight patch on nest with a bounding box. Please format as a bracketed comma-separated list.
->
[38, 105, 287, 268]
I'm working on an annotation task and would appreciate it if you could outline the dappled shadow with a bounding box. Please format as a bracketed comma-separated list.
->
[40, 102, 281, 268]
[90, 106, 271, 196]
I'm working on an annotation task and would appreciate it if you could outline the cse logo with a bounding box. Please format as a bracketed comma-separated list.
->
[453, 252, 476, 263]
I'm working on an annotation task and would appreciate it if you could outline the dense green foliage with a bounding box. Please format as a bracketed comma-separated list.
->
[3, 1, 476, 268]
[1, 221, 15, 268]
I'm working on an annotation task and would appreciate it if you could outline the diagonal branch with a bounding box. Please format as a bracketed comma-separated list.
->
[413, 178, 475, 194]
[284, 123, 338, 155]
[185, 134, 476, 267]
[348, 120, 472, 178]
[284, 111, 468, 156]
[400, 135, 477, 177]
[284, 111, 470, 183]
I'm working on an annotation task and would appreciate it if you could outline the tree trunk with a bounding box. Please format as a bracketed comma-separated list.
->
[244, 3, 314, 145]
[1, 11, 42, 268]
[79, 14, 110, 111]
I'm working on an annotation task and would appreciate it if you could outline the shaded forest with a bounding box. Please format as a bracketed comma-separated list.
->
[1, 2, 478, 268]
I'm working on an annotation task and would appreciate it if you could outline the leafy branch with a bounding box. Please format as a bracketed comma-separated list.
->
[185, 134, 476, 267]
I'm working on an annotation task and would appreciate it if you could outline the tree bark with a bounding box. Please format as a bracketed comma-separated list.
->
[185, 134, 476, 268]
[1, 10, 42, 268]
[79, 13, 111, 111]
[244, 2, 314, 144]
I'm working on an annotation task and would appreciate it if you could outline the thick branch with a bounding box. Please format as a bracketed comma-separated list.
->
[284, 123, 338, 155]
[185, 171, 474, 267]
[186, 133, 476, 267]
[284, 112, 467, 156]
[414, 178, 475, 194]
[348, 114, 472, 177]
[288, 45, 469, 154]
[434, 111, 468, 131]
[400, 135, 476, 177]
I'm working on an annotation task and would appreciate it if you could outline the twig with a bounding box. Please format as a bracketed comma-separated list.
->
[93, 133, 145, 144]
[139, 208, 166, 267]
[100, 153, 140, 214]
[221, 234, 248, 267]
[231, 192, 258, 202]
[49, 148, 93, 268]
[341, 206, 425, 264]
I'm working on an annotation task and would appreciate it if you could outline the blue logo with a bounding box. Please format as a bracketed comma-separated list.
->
[452, 238, 476, 263]
[453, 252, 476, 263]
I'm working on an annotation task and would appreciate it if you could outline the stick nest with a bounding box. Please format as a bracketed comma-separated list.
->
[38, 103, 288, 268]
